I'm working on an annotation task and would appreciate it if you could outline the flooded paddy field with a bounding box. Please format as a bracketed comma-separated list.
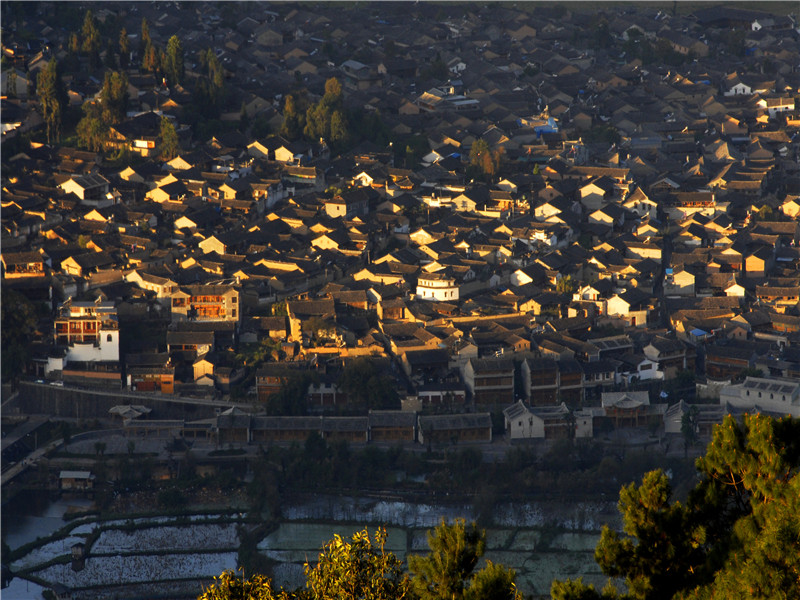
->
[3, 491, 618, 599]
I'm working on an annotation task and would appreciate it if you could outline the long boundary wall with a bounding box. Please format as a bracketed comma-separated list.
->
[7, 382, 253, 421]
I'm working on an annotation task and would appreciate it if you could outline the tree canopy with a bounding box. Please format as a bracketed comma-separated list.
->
[100, 70, 129, 125]
[304, 528, 413, 600]
[304, 77, 348, 149]
[75, 69, 128, 152]
[201, 522, 520, 600]
[1, 288, 38, 383]
[468, 139, 503, 181]
[551, 413, 800, 600]
[192, 48, 226, 119]
[160, 115, 180, 160]
[337, 357, 399, 410]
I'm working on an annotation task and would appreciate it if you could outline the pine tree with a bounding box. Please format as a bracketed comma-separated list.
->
[408, 518, 486, 600]
[551, 414, 800, 600]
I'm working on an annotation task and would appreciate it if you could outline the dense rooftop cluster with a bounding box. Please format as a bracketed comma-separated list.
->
[2, 3, 800, 438]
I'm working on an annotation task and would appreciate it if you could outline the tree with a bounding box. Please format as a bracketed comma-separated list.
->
[203, 523, 522, 600]
[556, 275, 576, 294]
[466, 561, 521, 600]
[594, 18, 613, 49]
[119, 27, 130, 69]
[684, 414, 800, 599]
[160, 115, 180, 160]
[421, 54, 448, 81]
[104, 38, 117, 69]
[81, 10, 101, 69]
[139, 18, 152, 66]
[408, 518, 486, 600]
[94, 441, 106, 457]
[60, 422, 72, 446]
[329, 110, 349, 147]
[267, 372, 311, 416]
[304, 77, 347, 144]
[281, 91, 308, 140]
[270, 301, 288, 316]
[337, 358, 399, 410]
[101, 70, 129, 124]
[1, 288, 38, 383]
[680, 405, 699, 457]
[157, 488, 186, 510]
[469, 139, 503, 181]
[69, 31, 81, 55]
[76, 103, 108, 152]
[164, 35, 184, 86]
[239, 102, 250, 133]
[305, 528, 413, 600]
[551, 414, 800, 600]
[6, 69, 17, 98]
[37, 59, 65, 143]
[193, 48, 226, 118]
[323, 76, 343, 102]
[75, 69, 128, 152]
[199, 569, 288, 600]
[143, 42, 160, 73]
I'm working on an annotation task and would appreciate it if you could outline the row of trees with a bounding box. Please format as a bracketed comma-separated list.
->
[279, 77, 393, 153]
[139, 18, 184, 86]
[35, 10, 192, 152]
[280, 78, 349, 150]
[201, 520, 521, 600]
[217, 414, 799, 600]
[62, 11, 184, 80]
[262, 357, 400, 416]
[76, 69, 129, 152]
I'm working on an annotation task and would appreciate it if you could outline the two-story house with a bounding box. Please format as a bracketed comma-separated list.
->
[170, 284, 240, 325]
[463, 357, 515, 405]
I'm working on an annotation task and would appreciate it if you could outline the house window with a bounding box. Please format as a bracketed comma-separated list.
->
[232, 309, 237, 318]
[107, 334, 113, 342]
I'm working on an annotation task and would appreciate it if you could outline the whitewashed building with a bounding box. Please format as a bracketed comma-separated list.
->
[416, 271, 459, 302]
[719, 376, 800, 417]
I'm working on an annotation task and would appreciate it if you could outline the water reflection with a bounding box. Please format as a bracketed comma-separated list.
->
[2, 491, 93, 550]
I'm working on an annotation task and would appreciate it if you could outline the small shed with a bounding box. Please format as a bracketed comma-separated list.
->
[59, 470, 95, 491]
